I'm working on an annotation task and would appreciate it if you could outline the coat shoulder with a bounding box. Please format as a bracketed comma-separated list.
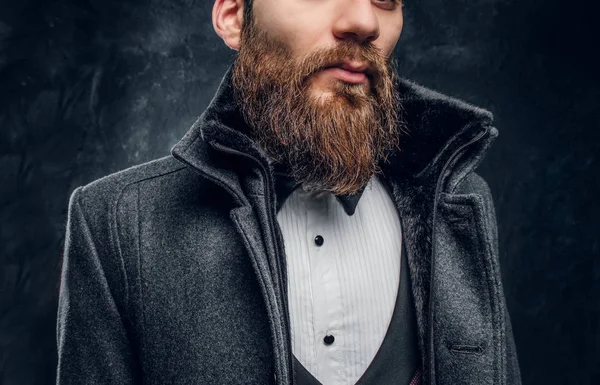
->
[76, 156, 186, 206]
[66, 156, 194, 248]
[69, 155, 227, 235]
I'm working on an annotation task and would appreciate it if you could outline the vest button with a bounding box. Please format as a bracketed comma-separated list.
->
[323, 334, 335, 345]
[314, 235, 324, 246]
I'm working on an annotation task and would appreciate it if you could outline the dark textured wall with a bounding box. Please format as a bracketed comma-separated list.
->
[0, 0, 598, 384]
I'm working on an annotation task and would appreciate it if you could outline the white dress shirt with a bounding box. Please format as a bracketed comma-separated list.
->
[276, 174, 403, 385]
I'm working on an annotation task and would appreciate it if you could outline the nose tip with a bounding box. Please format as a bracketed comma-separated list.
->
[337, 28, 379, 46]
[332, 3, 380, 44]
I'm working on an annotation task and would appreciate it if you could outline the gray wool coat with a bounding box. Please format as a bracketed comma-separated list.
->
[56, 64, 522, 385]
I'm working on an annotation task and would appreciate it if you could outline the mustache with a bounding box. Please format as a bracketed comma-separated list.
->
[294, 42, 386, 83]
[238, 17, 389, 88]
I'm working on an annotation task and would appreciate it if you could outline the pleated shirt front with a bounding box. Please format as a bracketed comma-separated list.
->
[275, 174, 403, 385]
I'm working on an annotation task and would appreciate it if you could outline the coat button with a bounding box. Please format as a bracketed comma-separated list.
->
[323, 334, 335, 345]
[314, 235, 324, 246]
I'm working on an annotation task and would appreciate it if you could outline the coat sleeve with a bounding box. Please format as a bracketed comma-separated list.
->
[468, 173, 523, 385]
[56, 186, 141, 384]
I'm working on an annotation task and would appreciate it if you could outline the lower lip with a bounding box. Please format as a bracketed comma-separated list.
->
[323, 67, 367, 83]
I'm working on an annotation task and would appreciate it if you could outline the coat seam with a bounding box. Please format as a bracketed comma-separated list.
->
[111, 166, 186, 313]
[110, 165, 187, 380]
[77, 186, 131, 338]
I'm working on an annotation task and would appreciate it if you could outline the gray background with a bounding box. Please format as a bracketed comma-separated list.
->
[1, 0, 598, 384]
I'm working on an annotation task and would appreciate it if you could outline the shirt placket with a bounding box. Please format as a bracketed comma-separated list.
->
[305, 191, 346, 385]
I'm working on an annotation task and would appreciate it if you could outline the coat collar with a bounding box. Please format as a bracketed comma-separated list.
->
[171, 63, 497, 207]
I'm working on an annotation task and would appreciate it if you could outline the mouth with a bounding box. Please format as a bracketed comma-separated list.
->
[322, 65, 368, 84]
[319, 59, 373, 83]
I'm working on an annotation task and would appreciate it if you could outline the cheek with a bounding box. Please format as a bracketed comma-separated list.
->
[286, 26, 331, 59]
[393, 16, 404, 40]
[380, 22, 404, 56]
[258, 17, 313, 57]
[262, 4, 332, 57]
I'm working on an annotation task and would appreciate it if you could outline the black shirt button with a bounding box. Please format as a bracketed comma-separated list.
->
[314, 235, 324, 246]
[323, 334, 335, 345]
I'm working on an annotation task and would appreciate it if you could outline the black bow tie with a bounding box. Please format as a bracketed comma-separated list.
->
[272, 162, 366, 216]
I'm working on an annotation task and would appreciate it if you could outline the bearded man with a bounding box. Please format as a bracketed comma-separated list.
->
[56, 0, 522, 384]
